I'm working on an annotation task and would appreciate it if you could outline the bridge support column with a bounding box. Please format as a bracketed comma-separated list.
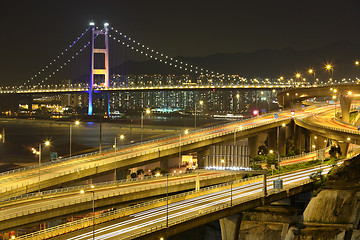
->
[294, 125, 306, 153]
[197, 147, 210, 168]
[337, 142, 349, 157]
[279, 126, 286, 156]
[268, 129, 277, 153]
[114, 169, 130, 181]
[27, 95, 33, 111]
[339, 95, 353, 123]
[219, 213, 243, 240]
[248, 135, 260, 157]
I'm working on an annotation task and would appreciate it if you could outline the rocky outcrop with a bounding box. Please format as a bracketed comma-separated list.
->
[285, 155, 360, 240]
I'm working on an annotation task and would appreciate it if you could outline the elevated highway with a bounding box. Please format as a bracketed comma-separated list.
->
[0, 108, 305, 199]
[19, 161, 342, 240]
[0, 170, 247, 232]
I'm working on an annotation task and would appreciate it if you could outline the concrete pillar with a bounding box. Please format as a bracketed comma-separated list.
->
[248, 135, 260, 157]
[115, 169, 130, 180]
[337, 142, 349, 157]
[268, 128, 277, 153]
[28, 95, 33, 111]
[279, 126, 286, 156]
[304, 129, 311, 152]
[294, 125, 306, 153]
[197, 147, 210, 168]
[195, 172, 200, 191]
[339, 95, 353, 123]
[219, 213, 243, 240]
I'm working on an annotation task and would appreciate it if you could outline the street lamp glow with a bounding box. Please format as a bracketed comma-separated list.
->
[89, 21, 95, 26]
[119, 134, 125, 140]
[295, 73, 301, 78]
[347, 137, 351, 141]
[269, 150, 274, 154]
[146, 109, 151, 114]
[104, 22, 109, 28]
[199, 100, 204, 105]
[282, 123, 286, 127]
[80, 189, 85, 194]
[75, 120, 80, 125]
[44, 140, 50, 146]
[348, 91, 352, 95]
[325, 64, 333, 71]
[308, 69, 314, 74]
[355, 61, 359, 66]
[184, 129, 189, 134]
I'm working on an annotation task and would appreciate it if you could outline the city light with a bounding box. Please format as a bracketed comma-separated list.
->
[325, 63, 333, 71]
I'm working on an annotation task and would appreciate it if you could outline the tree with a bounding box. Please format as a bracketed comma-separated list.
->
[137, 168, 145, 176]
[251, 155, 266, 163]
[266, 153, 278, 169]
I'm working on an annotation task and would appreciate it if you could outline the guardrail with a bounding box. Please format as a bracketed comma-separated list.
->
[17, 175, 311, 240]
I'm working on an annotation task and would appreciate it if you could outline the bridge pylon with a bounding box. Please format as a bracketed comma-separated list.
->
[88, 22, 110, 116]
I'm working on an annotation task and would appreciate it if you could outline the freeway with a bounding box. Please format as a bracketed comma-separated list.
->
[39, 160, 336, 240]
[0, 106, 326, 198]
[0, 170, 234, 226]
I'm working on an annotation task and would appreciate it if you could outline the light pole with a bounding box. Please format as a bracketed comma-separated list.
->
[308, 69, 315, 83]
[114, 134, 125, 181]
[166, 174, 169, 227]
[194, 100, 204, 128]
[325, 63, 333, 83]
[80, 184, 95, 240]
[141, 109, 151, 141]
[37, 140, 50, 194]
[69, 120, 80, 157]
[230, 159, 233, 206]
[179, 129, 189, 169]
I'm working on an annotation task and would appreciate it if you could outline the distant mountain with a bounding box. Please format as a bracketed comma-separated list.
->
[115, 41, 360, 79]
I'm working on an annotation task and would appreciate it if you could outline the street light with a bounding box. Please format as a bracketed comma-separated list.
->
[308, 69, 315, 83]
[195, 100, 204, 128]
[80, 184, 95, 240]
[141, 109, 151, 141]
[179, 129, 189, 169]
[69, 120, 80, 157]
[37, 140, 51, 194]
[114, 134, 125, 180]
[325, 63, 334, 83]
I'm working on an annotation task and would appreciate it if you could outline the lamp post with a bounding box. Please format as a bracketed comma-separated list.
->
[166, 174, 169, 228]
[37, 140, 50, 194]
[194, 100, 204, 128]
[114, 134, 125, 181]
[141, 109, 151, 141]
[179, 129, 189, 169]
[80, 184, 95, 240]
[325, 63, 333, 83]
[69, 120, 80, 157]
[308, 69, 315, 83]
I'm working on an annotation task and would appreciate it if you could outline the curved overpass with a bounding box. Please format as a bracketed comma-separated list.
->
[278, 83, 360, 122]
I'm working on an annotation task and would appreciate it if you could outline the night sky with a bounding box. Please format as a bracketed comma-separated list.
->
[1, 0, 360, 85]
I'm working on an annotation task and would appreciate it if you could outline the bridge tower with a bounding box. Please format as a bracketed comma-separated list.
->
[88, 22, 110, 116]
